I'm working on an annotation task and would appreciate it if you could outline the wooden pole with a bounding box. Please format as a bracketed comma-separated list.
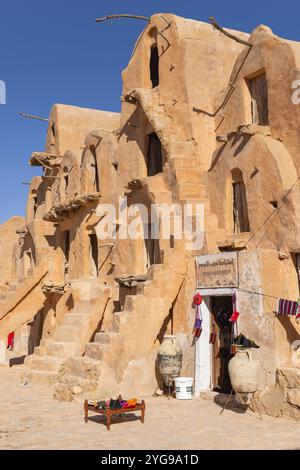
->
[19, 112, 50, 123]
[96, 14, 150, 23]
[209, 17, 252, 47]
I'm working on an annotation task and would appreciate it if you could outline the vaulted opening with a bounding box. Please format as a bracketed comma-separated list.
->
[292, 253, 300, 294]
[232, 169, 250, 234]
[62, 166, 69, 196]
[247, 72, 269, 125]
[63, 230, 70, 279]
[147, 133, 163, 176]
[145, 223, 161, 269]
[89, 233, 99, 278]
[150, 45, 159, 88]
[90, 147, 100, 192]
[33, 195, 38, 218]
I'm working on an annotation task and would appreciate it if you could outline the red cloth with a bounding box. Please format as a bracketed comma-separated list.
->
[230, 311, 240, 323]
[7, 332, 14, 349]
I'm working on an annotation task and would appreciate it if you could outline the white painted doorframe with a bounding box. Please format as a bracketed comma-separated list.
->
[194, 287, 237, 397]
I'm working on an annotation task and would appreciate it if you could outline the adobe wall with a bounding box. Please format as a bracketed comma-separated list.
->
[0, 216, 25, 285]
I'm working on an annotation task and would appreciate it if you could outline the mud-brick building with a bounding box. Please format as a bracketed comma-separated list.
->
[0, 14, 300, 420]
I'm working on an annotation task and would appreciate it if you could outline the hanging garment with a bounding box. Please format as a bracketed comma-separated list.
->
[230, 310, 240, 323]
[7, 332, 14, 350]
[210, 324, 217, 345]
[232, 291, 237, 312]
[277, 298, 300, 316]
[193, 303, 203, 338]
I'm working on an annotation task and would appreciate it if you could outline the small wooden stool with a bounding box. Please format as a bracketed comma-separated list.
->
[84, 399, 146, 431]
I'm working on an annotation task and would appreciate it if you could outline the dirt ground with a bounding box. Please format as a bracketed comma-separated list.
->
[0, 367, 299, 450]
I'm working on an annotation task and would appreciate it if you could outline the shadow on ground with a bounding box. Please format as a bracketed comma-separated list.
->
[213, 393, 248, 414]
[87, 413, 143, 429]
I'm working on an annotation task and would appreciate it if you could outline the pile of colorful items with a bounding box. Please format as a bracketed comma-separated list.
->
[88, 397, 138, 411]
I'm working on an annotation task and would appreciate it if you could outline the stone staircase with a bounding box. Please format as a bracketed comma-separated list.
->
[54, 256, 185, 401]
[171, 154, 225, 252]
[23, 281, 111, 386]
[0, 265, 48, 342]
[127, 89, 225, 252]
[53, 145, 225, 401]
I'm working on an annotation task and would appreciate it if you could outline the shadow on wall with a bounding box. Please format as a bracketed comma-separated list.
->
[277, 316, 300, 346]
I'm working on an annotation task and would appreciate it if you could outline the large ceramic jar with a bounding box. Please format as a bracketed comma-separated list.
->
[228, 347, 260, 395]
[157, 335, 183, 386]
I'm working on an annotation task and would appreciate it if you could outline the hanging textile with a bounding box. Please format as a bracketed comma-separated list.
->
[7, 332, 14, 350]
[230, 290, 239, 354]
[277, 298, 300, 317]
[193, 294, 203, 338]
[209, 323, 217, 345]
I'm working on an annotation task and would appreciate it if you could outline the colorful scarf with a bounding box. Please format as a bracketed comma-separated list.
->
[193, 304, 203, 338]
[277, 298, 300, 317]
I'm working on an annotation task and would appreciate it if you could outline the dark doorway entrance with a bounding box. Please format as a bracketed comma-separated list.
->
[211, 296, 233, 394]
[247, 73, 269, 125]
[145, 223, 161, 269]
[63, 230, 70, 279]
[89, 233, 99, 278]
[147, 133, 163, 176]
[150, 45, 159, 88]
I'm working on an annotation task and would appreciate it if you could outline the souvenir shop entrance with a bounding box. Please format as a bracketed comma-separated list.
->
[210, 296, 233, 393]
[194, 290, 235, 396]
[194, 252, 238, 396]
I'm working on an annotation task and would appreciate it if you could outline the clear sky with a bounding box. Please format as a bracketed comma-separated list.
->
[1, 0, 300, 224]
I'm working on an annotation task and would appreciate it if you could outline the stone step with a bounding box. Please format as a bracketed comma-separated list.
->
[33, 346, 46, 356]
[172, 156, 200, 168]
[46, 341, 80, 358]
[175, 168, 203, 182]
[6, 285, 17, 293]
[179, 183, 206, 200]
[1, 283, 17, 294]
[40, 338, 52, 349]
[154, 190, 172, 204]
[27, 268, 34, 277]
[94, 332, 118, 344]
[85, 343, 104, 360]
[24, 369, 58, 386]
[147, 175, 167, 193]
[25, 355, 63, 372]
[63, 313, 89, 327]
[123, 295, 144, 312]
[0, 291, 15, 301]
[112, 311, 130, 332]
[55, 325, 81, 342]
[136, 280, 154, 295]
[61, 356, 102, 380]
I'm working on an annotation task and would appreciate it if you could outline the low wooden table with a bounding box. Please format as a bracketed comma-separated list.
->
[84, 399, 146, 431]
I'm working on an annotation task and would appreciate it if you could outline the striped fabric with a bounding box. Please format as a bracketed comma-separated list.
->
[277, 298, 300, 316]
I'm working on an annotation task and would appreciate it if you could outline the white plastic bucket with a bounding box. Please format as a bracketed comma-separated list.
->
[174, 377, 194, 400]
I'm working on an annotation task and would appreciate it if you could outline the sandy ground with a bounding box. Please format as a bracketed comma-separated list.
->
[0, 367, 299, 450]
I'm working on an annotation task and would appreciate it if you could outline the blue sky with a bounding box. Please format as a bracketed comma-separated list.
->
[1, 0, 300, 223]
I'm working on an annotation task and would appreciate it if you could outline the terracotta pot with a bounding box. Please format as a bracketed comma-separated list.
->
[157, 335, 183, 387]
[228, 347, 260, 395]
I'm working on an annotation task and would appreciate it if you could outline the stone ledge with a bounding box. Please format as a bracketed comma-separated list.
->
[29, 152, 62, 168]
[217, 233, 249, 250]
[43, 193, 101, 222]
